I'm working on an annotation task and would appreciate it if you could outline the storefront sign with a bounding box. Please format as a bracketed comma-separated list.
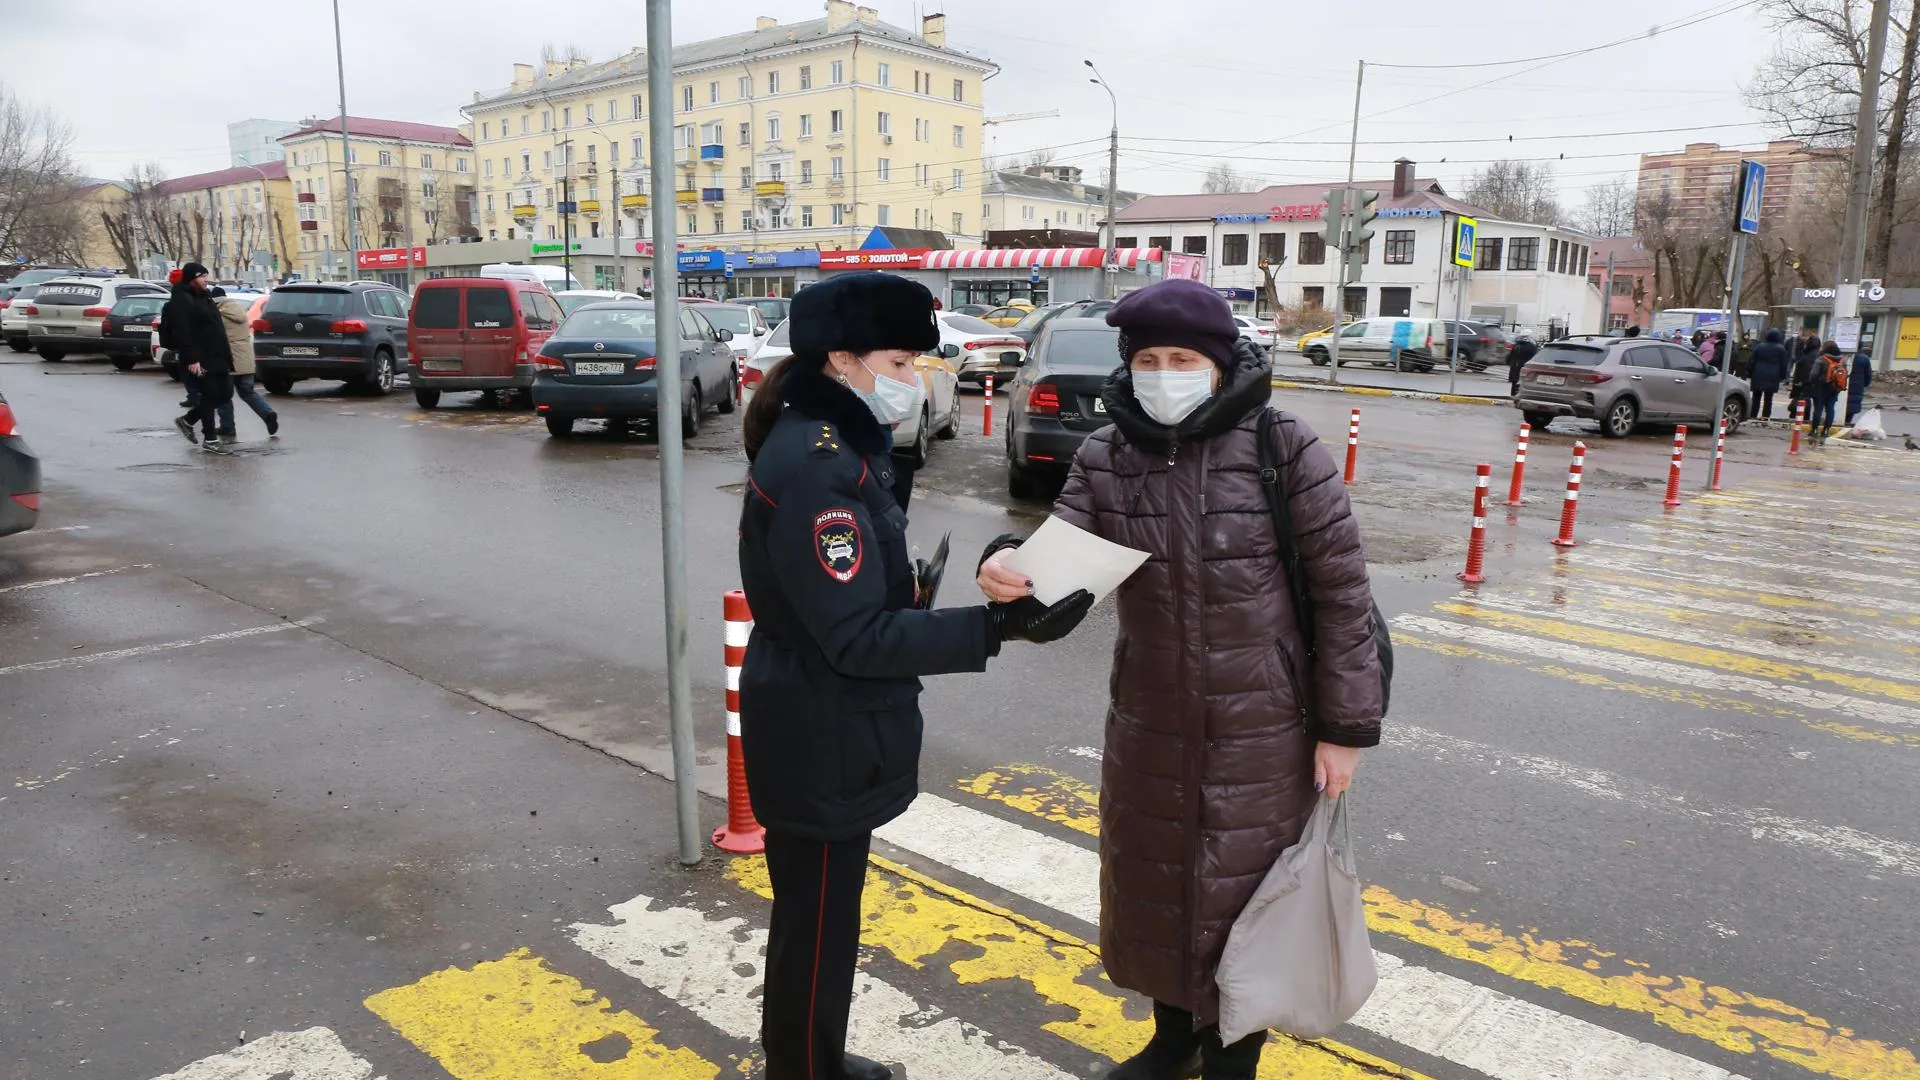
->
[818, 249, 930, 269]
[356, 246, 425, 270]
[1213, 204, 1325, 224]
[1378, 207, 1445, 218]
[678, 250, 726, 272]
[1216, 287, 1256, 301]
[1897, 315, 1920, 360]
[1164, 253, 1205, 281]
[727, 250, 821, 269]
[530, 241, 584, 255]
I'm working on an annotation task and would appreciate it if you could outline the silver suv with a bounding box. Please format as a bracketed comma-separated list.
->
[24, 273, 169, 361]
[1515, 336, 1750, 439]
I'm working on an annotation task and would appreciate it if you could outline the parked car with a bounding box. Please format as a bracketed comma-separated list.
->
[407, 277, 564, 408]
[0, 382, 40, 537]
[980, 302, 1036, 327]
[1302, 317, 1440, 372]
[893, 349, 963, 466]
[1005, 302, 1073, 347]
[530, 300, 737, 437]
[938, 312, 1029, 388]
[1438, 320, 1512, 372]
[1514, 336, 1750, 439]
[1233, 314, 1278, 354]
[555, 289, 643, 317]
[949, 303, 993, 317]
[1053, 298, 1115, 322]
[24, 273, 169, 361]
[99, 294, 171, 370]
[1004, 318, 1121, 499]
[695, 302, 771, 379]
[254, 281, 410, 395]
[2, 285, 45, 352]
[479, 262, 582, 292]
[736, 296, 791, 325]
[741, 317, 791, 406]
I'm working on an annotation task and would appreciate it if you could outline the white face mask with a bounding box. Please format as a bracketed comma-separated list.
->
[850, 360, 923, 425]
[1133, 369, 1214, 426]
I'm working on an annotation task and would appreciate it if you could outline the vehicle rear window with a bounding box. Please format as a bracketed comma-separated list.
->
[111, 297, 164, 316]
[412, 288, 461, 329]
[1533, 343, 1606, 367]
[266, 289, 352, 317]
[560, 307, 658, 339]
[34, 283, 103, 306]
[702, 307, 755, 334]
[556, 293, 603, 316]
[466, 287, 514, 329]
[1040, 328, 1123, 373]
[942, 313, 999, 334]
[766, 319, 789, 346]
[1012, 306, 1061, 331]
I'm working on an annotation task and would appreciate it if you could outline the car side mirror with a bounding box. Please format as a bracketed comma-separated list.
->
[754, 326, 768, 336]
[716, 328, 734, 342]
[939, 344, 961, 359]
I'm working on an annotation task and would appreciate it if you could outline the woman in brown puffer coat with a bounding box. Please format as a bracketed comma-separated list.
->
[980, 279, 1383, 1080]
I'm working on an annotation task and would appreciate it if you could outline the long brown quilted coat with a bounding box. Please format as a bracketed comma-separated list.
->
[1053, 343, 1383, 1026]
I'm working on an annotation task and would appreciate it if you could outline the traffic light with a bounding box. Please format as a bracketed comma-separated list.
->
[1321, 189, 1347, 250]
[1350, 188, 1381, 249]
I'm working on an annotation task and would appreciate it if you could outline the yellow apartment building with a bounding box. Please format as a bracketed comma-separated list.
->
[279, 117, 477, 283]
[463, 1, 995, 268]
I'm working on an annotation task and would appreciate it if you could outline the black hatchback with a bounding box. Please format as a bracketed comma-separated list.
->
[254, 281, 410, 395]
[101, 295, 168, 370]
[1005, 317, 1121, 498]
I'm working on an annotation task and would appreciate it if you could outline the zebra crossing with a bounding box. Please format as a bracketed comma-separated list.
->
[149, 469, 1920, 1080]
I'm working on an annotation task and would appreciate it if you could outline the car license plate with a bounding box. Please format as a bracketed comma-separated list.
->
[123, 324, 146, 333]
[420, 359, 461, 371]
[1537, 374, 1565, 386]
[46, 326, 72, 334]
[574, 361, 623, 374]
[1001, 351, 1021, 364]
[1093, 399, 1107, 414]
[283, 346, 320, 357]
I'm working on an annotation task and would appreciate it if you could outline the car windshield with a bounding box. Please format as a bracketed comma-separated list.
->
[1041, 328, 1123, 373]
[1011, 306, 1062, 331]
[265, 289, 352, 317]
[766, 319, 790, 347]
[1534, 343, 1606, 366]
[702, 307, 756, 334]
[942, 313, 999, 334]
[560, 306, 658, 339]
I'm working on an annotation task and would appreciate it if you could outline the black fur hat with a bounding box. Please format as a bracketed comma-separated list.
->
[789, 272, 940, 356]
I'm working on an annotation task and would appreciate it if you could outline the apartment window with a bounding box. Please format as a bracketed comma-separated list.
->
[1384, 229, 1415, 264]
[545, 188, 554, 206]
[800, 159, 813, 184]
[916, 163, 928, 187]
[562, 107, 572, 127]
[830, 109, 844, 135]
[741, 167, 753, 190]
[1476, 236, 1504, 270]
[1548, 239, 1560, 273]
[481, 122, 490, 140]
[951, 169, 964, 192]
[877, 112, 891, 136]
[632, 93, 644, 117]
[710, 81, 720, 104]
[738, 122, 750, 146]
[631, 136, 643, 161]
[521, 115, 530, 134]
[1258, 232, 1284, 265]
[608, 98, 616, 119]
[1508, 237, 1539, 270]
[484, 159, 494, 178]
[830, 156, 844, 181]
[1021, 205, 1035, 222]
[877, 204, 890, 225]
[915, 118, 929, 142]
[713, 212, 724, 233]
[800, 113, 813, 138]
[607, 141, 617, 164]
[543, 150, 553, 170]
[1182, 236, 1208, 256]
[831, 203, 846, 225]
[953, 78, 965, 102]
[742, 211, 754, 231]
[769, 71, 780, 94]
[542, 111, 551, 130]
[521, 152, 531, 174]
[681, 85, 693, 112]
[700, 120, 722, 146]
[1221, 233, 1249, 266]
[951, 212, 963, 234]
[739, 76, 752, 99]
[799, 65, 812, 90]
[486, 193, 494, 212]
[586, 144, 597, 163]
[913, 71, 923, 94]
[876, 158, 891, 181]
[1579, 246, 1590, 276]
[830, 60, 844, 84]
[952, 125, 965, 148]
[1299, 231, 1327, 265]
[801, 204, 814, 227]
[378, 150, 393, 166]
[686, 214, 698, 233]
[768, 116, 781, 142]
[456, 158, 469, 173]
[1114, 236, 1137, 247]
[878, 62, 890, 86]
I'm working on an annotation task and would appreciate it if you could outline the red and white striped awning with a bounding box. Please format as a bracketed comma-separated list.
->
[921, 247, 1161, 270]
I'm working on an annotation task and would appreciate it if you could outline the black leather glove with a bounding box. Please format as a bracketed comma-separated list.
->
[978, 532, 1024, 571]
[988, 590, 1096, 645]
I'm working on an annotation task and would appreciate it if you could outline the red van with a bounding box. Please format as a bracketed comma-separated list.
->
[406, 277, 564, 408]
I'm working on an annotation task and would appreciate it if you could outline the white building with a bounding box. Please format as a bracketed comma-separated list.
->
[1111, 159, 1603, 334]
[980, 164, 1139, 237]
[228, 119, 300, 168]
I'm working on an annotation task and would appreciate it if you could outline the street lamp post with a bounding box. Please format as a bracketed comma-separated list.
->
[331, 0, 358, 281]
[1085, 60, 1118, 301]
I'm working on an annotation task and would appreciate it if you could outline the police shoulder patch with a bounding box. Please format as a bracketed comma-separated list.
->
[811, 421, 843, 455]
[812, 507, 862, 583]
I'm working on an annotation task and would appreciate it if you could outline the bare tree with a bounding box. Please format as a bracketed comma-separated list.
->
[1462, 159, 1563, 224]
[1575, 176, 1637, 237]
[1021, 147, 1058, 169]
[1201, 162, 1263, 194]
[0, 85, 85, 265]
[540, 42, 593, 66]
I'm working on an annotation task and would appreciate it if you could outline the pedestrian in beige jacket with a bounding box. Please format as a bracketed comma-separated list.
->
[212, 289, 279, 437]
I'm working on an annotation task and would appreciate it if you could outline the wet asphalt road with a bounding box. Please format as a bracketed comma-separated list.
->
[3, 349, 1918, 1080]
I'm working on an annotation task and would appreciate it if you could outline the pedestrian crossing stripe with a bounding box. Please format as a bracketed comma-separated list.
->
[1572, 562, 1920, 624]
[958, 764, 1920, 1080]
[1498, 580, 1920, 654]
[148, 1027, 378, 1080]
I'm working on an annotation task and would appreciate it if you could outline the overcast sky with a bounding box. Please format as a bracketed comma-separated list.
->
[4, 0, 1780, 208]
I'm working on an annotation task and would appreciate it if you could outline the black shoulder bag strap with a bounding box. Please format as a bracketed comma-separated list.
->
[1256, 407, 1315, 660]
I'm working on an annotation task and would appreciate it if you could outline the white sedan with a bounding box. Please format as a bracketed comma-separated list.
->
[743, 319, 960, 466]
[936, 312, 1029, 388]
[1234, 315, 1278, 352]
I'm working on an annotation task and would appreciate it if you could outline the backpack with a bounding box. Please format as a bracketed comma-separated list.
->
[1255, 408, 1395, 718]
[1823, 355, 1849, 392]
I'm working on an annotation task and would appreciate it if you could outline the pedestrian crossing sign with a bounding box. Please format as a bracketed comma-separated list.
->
[1735, 159, 1766, 234]
[1453, 216, 1477, 267]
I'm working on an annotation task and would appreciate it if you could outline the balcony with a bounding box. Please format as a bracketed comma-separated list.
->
[296, 192, 316, 203]
[825, 180, 846, 196]
[621, 193, 649, 210]
[675, 189, 699, 205]
[700, 188, 725, 203]
[511, 203, 538, 219]
[754, 180, 788, 198]
[576, 199, 601, 214]
[299, 220, 319, 231]
[699, 144, 725, 161]
[378, 195, 404, 209]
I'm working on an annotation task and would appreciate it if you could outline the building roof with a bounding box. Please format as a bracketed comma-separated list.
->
[281, 116, 471, 147]
[861, 226, 951, 250]
[471, 14, 994, 108]
[1115, 177, 1455, 224]
[154, 160, 290, 195]
[986, 169, 1141, 209]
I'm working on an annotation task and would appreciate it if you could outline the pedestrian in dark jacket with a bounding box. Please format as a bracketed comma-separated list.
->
[1790, 330, 1821, 420]
[1732, 332, 1753, 379]
[978, 279, 1383, 1080]
[161, 263, 236, 450]
[736, 273, 1093, 1080]
[1506, 333, 1539, 395]
[1810, 341, 1846, 440]
[1847, 350, 1874, 423]
[1747, 328, 1789, 420]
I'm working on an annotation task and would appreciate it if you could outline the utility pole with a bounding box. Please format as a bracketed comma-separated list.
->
[1600, 250, 1615, 334]
[562, 138, 575, 287]
[610, 163, 622, 292]
[1838, 0, 1893, 368]
[646, 0, 700, 867]
[1326, 59, 1365, 385]
[331, 0, 358, 281]
[1086, 60, 1118, 300]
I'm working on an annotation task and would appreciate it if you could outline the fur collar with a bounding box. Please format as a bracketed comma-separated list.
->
[778, 358, 891, 456]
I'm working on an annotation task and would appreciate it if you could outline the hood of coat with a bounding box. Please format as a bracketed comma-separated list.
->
[777, 354, 892, 457]
[1099, 338, 1272, 452]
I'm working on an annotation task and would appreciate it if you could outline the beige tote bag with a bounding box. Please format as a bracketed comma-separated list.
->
[1215, 795, 1377, 1044]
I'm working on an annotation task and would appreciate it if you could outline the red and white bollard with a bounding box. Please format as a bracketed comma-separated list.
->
[1458, 463, 1492, 584]
[982, 374, 995, 436]
[1662, 425, 1688, 510]
[1789, 399, 1806, 455]
[1551, 441, 1587, 548]
[1343, 408, 1360, 485]
[712, 590, 765, 854]
[1506, 422, 1530, 506]
[1709, 416, 1727, 492]
[735, 364, 745, 408]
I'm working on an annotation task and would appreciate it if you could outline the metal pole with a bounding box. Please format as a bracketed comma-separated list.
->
[1709, 229, 1747, 486]
[1448, 266, 1465, 396]
[1600, 251, 1615, 334]
[647, 0, 701, 867]
[1086, 61, 1119, 301]
[332, 0, 358, 280]
[610, 163, 622, 292]
[1327, 59, 1364, 385]
[562, 140, 574, 287]
[1839, 0, 1892, 290]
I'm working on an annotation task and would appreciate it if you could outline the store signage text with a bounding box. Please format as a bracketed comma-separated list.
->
[355, 246, 426, 269]
[819, 249, 930, 269]
[1213, 204, 1325, 224]
[530, 242, 583, 254]
[1377, 207, 1445, 218]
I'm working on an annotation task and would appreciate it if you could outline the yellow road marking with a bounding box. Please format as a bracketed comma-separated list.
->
[959, 765, 1920, 1080]
[725, 856, 1427, 1080]
[1508, 588, 1920, 664]
[365, 948, 721, 1080]
[1434, 602, 1920, 705]
[1569, 567, 1920, 627]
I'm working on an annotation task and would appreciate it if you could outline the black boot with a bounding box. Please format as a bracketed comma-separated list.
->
[1200, 1029, 1265, 1080]
[1106, 1002, 1202, 1080]
[839, 1052, 892, 1080]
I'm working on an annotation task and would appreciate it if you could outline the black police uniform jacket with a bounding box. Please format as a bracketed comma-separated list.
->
[738, 362, 998, 840]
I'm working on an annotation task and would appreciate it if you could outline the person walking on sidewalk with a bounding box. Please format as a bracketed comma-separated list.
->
[1506, 332, 1539, 396]
[161, 263, 235, 451]
[1747, 328, 1789, 420]
[212, 288, 278, 438]
[1846, 348, 1874, 425]
[1790, 329, 1820, 420]
[978, 279, 1384, 1080]
[736, 273, 1095, 1080]
[1809, 341, 1847, 442]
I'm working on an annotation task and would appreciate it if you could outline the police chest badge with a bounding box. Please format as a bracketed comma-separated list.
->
[813, 508, 862, 582]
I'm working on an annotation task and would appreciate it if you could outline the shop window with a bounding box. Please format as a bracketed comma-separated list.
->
[1299, 232, 1326, 265]
[1148, 234, 1171, 250]
[1302, 286, 1325, 308]
[1379, 287, 1412, 317]
[1384, 229, 1414, 264]
[1258, 233, 1284, 265]
[1221, 233, 1248, 266]
[1342, 287, 1367, 317]
[1115, 236, 1137, 248]
[1475, 237, 1503, 270]
[1508, 237, 1539, 271]
[1182, 236, 1207, 255]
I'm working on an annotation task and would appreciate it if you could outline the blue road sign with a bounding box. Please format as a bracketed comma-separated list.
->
[1735, 159, 1766, 234]
[1453, 216, 1477, 268]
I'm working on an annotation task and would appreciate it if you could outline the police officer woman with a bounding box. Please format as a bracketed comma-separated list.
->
[737, 273, 1095, 1080]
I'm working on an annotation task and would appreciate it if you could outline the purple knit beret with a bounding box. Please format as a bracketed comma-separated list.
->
[1105, 278, 1239, 370]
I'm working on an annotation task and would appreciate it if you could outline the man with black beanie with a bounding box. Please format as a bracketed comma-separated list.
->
[161, 263, 236, 451]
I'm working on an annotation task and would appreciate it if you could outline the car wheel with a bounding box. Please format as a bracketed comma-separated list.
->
[1523, 410, 1555, 430]
[1602, 397, 1639, 439]
[262, 377, 294, 395]
[362, 349, 395, 395]
[1307, 346, 1329, 366]
[1007, 460, 1043, 500]
[1721, 395, 1747, 436]
[111, 356, 138, 371]
[936, 385, 960, 439]
[904, 403, 932, 466]
[717, 364, 738, 414]
[36, 347, 64, 362]
[682, 382, 702, 439]
[5, 338, 29, 353]
[545, 415, 574, 438]
[413, 387, 440, 409]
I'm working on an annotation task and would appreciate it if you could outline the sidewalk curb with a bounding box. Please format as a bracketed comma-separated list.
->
[1270, 379, 1510, 408]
